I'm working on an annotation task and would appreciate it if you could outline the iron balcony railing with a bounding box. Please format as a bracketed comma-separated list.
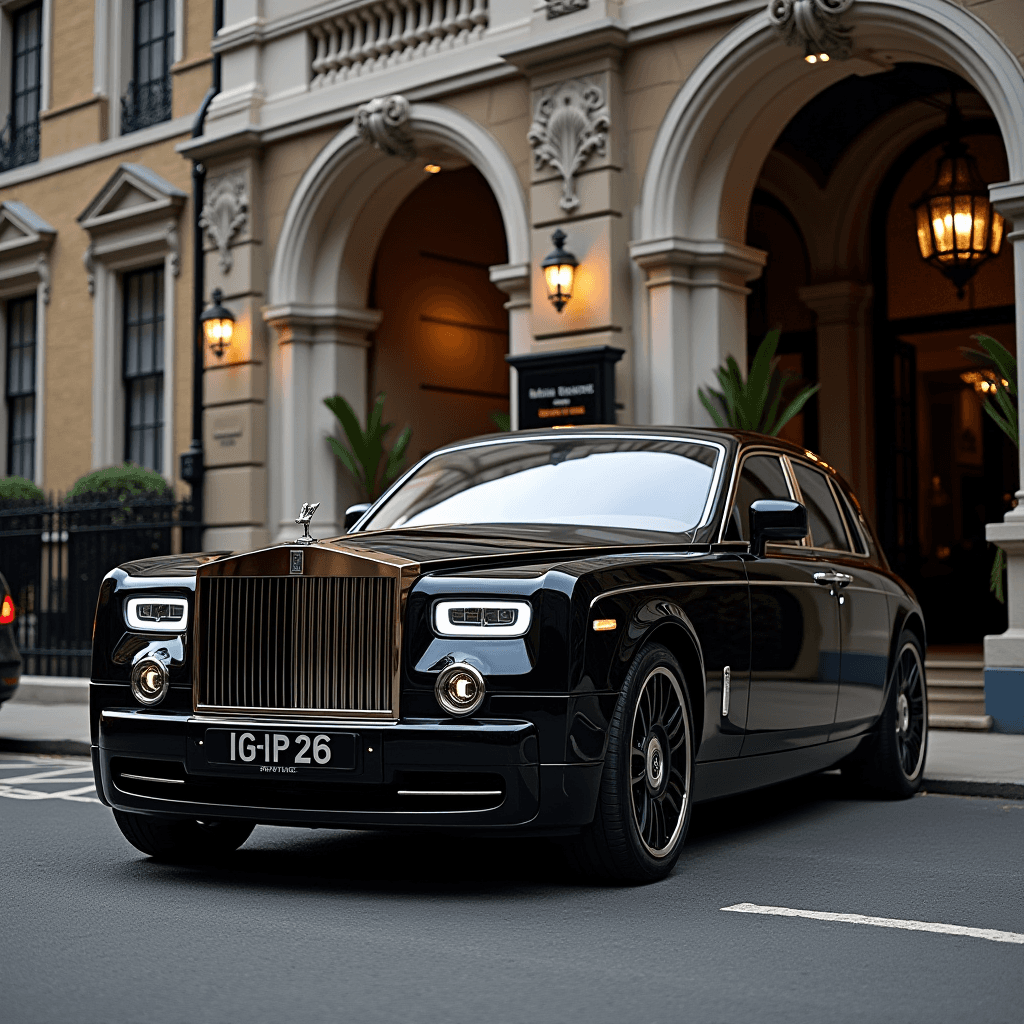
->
[0, 115, 39, 172]
[120, 75, 173, 134]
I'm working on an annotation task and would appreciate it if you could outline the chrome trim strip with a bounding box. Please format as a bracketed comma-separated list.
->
[397, 790, 503, 797]
[355, 433, 729, 534]
[120, 773, 185, 785]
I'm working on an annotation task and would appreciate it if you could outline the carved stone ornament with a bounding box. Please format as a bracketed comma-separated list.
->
[528, 80, 610, 213]
[83, 245, 95, 297]
[546, 0, 588, 18]
[354, 96, 415, 160]
[200, 173, 249, 274]
[36, 255, 50, 305]
[768, 0, 855, 60]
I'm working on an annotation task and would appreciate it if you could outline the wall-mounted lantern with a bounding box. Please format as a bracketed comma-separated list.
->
[201, 288, 235, 359]
[911, 98, 1005, 298]
[541, 229, 578, 313]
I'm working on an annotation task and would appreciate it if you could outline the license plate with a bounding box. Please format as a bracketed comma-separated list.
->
[204, 729, 357, 772]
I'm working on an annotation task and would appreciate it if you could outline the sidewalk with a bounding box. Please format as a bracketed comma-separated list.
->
[1, 678, 1022, 797]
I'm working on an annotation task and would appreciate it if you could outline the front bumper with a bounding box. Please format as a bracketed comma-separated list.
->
[95, 708, 601, 831]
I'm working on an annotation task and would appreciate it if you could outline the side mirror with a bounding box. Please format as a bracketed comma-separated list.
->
[344, 502, 372, 532]
[749, 499, 807, 557]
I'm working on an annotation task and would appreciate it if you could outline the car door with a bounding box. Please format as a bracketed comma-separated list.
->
[731, 453, 842, 756]
[787, 461, 893, 742]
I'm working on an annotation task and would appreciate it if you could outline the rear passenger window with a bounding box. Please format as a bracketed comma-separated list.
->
[726, 454, 791, 541]
[792, 463, 850, 551]
[833, 484, 867, 555]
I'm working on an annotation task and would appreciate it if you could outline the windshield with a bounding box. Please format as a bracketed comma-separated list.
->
[361, 437, 721, 534]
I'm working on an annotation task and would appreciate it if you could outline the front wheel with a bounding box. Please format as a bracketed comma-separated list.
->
[844, 632, 928, 798]
[568, 643, 695, 884]
[113, 810, 255, 862]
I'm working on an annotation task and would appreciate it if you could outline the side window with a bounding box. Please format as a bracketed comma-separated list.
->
[726, 454, 791, 541]
[792, 463, 850, 551]
[832, 482, 867, 555]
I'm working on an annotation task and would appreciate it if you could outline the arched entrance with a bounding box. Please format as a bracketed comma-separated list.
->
[264, 102, 530, 540]
[631, 0, 1024, 430]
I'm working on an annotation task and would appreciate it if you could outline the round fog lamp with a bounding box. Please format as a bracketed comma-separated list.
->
[435, 663, 486, 717]
[131, 656, 170, 706]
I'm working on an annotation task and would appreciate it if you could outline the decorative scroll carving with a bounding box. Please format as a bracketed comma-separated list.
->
[355, 95, 415, 159]
[200, 173, 249, 274]
[546, 0, 588, 17]
[767, 0, 855, 59]
[37, 255, 50, 304]
[83, 245, 95, 297]
[528, 80, 610, 213]
[167, 225, 180, 277]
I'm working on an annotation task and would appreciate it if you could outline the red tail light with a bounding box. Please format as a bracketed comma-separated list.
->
[0, 596, 14, 624]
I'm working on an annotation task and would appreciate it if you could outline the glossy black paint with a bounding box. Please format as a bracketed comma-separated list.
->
[89, 427, 923, 832]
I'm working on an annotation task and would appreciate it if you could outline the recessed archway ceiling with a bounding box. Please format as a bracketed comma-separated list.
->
[777, 62, 980, 185]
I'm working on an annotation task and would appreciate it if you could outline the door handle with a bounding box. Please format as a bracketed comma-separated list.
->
[814, 571, 853, 588]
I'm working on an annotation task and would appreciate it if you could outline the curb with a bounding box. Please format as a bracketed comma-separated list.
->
[11, 677, 90, 705]
[922, 778, 1024, 800]
[0, 737, 91, 757]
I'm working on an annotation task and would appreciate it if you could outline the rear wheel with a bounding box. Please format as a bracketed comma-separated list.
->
[844, 632, 927, 798]
[113, 810, 255, 862]
[568, 643, 694, 884]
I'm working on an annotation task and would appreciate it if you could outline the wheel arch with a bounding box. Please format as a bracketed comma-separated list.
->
[635, 621, 706, 754]
[885, 606, 927, 704]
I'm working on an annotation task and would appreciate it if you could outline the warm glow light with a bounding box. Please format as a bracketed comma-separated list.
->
[819, 53, 830, 61]
[912, 102, 1005, 296]
[201, 288, 236, 359]
[424, 164, 440, 174]
[961, 369, 1009, 395]
[592, 618, 617, 632]
[805, 54, 817, 63]
[540, 229, 578, 313]
[0, 596, 14, 624]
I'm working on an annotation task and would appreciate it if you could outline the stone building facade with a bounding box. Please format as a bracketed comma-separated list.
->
[2, 0, 1023, 727]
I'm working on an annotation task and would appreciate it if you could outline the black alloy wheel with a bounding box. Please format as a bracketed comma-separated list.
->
[113, 810, 256, 862]
[568, 643, 694, 884]
[844, 630, 928, 798]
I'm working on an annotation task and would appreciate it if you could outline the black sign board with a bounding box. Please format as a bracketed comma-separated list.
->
[506, 345, 624, 429]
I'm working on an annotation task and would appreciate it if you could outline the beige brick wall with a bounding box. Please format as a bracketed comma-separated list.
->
[1, 138, 195, 495]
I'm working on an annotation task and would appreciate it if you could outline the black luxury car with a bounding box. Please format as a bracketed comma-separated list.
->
[91, 427, 927, 883]
[0, 570, 22, 707]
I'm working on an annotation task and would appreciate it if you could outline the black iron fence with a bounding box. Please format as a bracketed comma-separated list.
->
[0, 495, 199, 677]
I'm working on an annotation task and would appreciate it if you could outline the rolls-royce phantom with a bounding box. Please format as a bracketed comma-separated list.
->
[90, 427, 927, 883]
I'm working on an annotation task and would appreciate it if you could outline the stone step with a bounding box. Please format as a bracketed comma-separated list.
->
[929, 713, 993, 731]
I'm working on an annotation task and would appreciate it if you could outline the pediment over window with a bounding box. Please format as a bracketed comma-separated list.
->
[78, 163, 186, 235]
[0, 201, 56, 260]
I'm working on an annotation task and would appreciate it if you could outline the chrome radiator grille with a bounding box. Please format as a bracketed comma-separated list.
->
[196, 576, 398, 716]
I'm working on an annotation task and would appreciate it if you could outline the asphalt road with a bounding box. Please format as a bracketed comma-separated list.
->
[1, 755, 1021, 1024]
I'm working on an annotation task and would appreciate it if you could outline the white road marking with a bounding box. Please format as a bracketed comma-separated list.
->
[722, 903, 1024, 945]
[0, 760, 100, 804]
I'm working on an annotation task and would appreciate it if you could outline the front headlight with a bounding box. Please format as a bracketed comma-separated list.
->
[125, 597, 189, 631]
[434, 600, 532, 638]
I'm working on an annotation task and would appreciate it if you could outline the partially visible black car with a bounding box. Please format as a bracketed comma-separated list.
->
[0, 571, 22, 706]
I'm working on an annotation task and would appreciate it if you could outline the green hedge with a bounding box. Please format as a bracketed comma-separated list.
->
[0, 475, 45, 504]
[68, 463, 171, 502]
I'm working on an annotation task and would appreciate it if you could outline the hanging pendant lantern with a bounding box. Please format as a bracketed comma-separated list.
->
[911, 98, 1005, 298]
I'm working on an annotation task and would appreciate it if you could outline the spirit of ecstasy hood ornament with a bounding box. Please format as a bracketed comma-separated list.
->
[294, 502, 320, 544]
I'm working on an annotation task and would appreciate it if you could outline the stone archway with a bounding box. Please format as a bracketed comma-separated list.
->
[630, 0, 1024, 428]
[263, 101, 530, 540]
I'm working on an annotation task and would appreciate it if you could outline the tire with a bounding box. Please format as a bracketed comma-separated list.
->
[844, 631, 928, 798]
[112, 810, 256, 862]
[568, 643, 695, 885]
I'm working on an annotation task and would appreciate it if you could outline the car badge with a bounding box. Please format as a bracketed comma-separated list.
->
[294, 501, 320, 545]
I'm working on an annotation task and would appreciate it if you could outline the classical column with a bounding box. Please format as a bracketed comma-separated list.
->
[263, 304, 381, 541]
[798, 281, 873, 510]
[489, 262, 530, 429]
[630, 237, 766, 425]
[984, 182, 1024, 733]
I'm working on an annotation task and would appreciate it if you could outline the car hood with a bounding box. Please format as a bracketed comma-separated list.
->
[117, 522, 703, 578]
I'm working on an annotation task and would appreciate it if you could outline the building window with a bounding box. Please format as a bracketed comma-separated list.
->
[120, 0, 174, 135]
[5, 295, 36, 480]
[122, 266, 164, 472]
[1, 1, 43, 171]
